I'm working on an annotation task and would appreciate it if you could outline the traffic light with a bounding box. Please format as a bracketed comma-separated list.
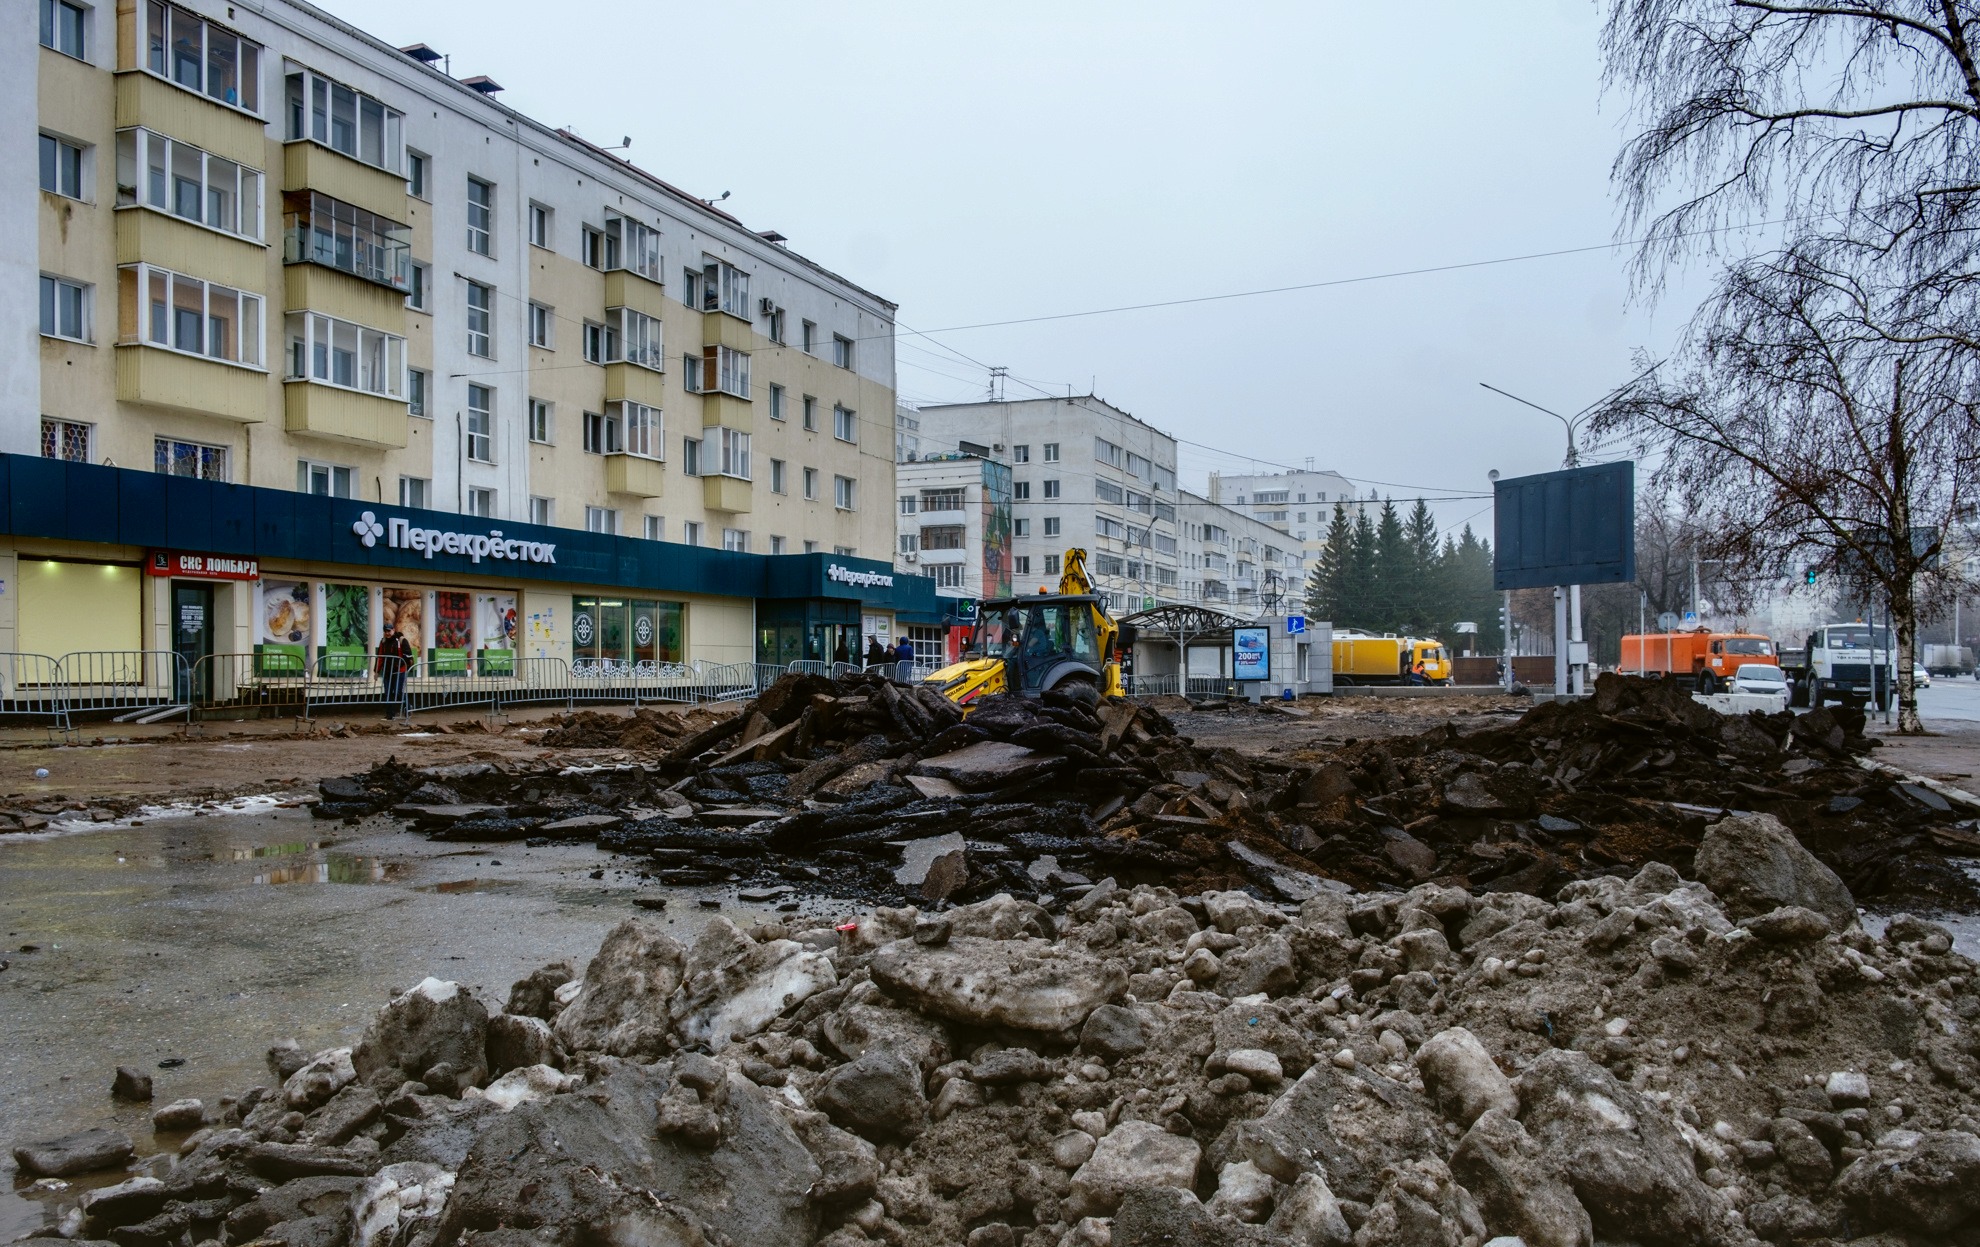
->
[1805, 568, 1819, 586]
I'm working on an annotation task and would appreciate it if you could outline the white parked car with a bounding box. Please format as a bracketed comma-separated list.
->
[1728, 663, 1790, 701]
[1913, 662, 1932, 689]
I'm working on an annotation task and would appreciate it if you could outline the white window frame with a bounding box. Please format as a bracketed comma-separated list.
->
[1043, 442, 1060, 462]
[41, 418, 92, 464]
[832, 404, 857, 443]
[583, 409, 620, 456]
[768, 383, 786, 421]
[154, 437, 228, 481]
[932, 564, 963, 589]
[770, 535, 785, 555]
[465, 176, 493, 255]
[770, 459, 787, 494]
[528, 202, 550, 249]
[40, 132, 87, 201]
[832, 334, 854, 369]
[284, 67, 401, 169]
[466, 487, 495, 518]
[528, 301, 553, 348]
[834, 475, 857, 511]
[144, 1, 264, 115]
[644, 515, 664, 541]
[695, 258, 750, 317]
[465, 281, 492, 357]
[802, 395, 818, 430]
[585, 506, 619, 535]
[604, 213, 661, 282]
[612, 400, 664, 459]
[800, 320, 816, 353]
[116, 128, 265, 241]
[681, 521, 703, 548]
[802, 467, 818, 500]
[39, 274, 91, 343]
[407, 261, 430, 311]
[297, 459, 354, 498]
[1012, 444, 1030, 463]
[687, 345, 749, 397]
[530, 496, 554, 526]
[1044, 517, 1061, 537]
[408, 368, 429, 418]
[609, 307, 663, 370]
[40, 0, 88, 60]
[722, 528, 749, 552]
[285, 311, 406, 398]
[466, 384, 493, 463]
[121, 263, 264, 367]
[406, 150, 429, 200]
[528, 398, 553, 444]
[1044, 479, 1061, 499]
[1013, 518, 1029, 537]
[399, 475, 430, 508]
[707, 427, 750, 480]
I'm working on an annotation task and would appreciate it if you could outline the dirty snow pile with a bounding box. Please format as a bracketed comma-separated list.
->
[14, 811, 1980, 1247]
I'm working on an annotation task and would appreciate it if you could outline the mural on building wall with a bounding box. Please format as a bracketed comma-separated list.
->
[982, 460, 1013, 600]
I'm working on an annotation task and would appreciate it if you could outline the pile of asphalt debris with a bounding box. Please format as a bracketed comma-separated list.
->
[308, 671, 1980, 912]
[14, 823, 1980, 1246]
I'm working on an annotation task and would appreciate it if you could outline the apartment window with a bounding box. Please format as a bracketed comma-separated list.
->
[834, 475, 856, 510]
[802, 395, 818, 430]
[465, 282, 492, 356]
[40, 419, 91, 463]
[40, 0, 87, 59]
[682, 437, 700, 476]
[121, 264, 263, 366]
[900, 533, 919, 555]
[768, 383, 786, 421]
[582, 321, 610, 364]
[1126, 491, 1152, 513]
[802, 467, 818, 499]
[1096, 516, 1124, 539]
[39, 134, 85, 200]
[722, 529, 749, 553]
[154, 438, 227, 480]
[118, 129, 265, 241]
[1043, 443, 1060, 462]
[687, 345, 749, 397]
[801, 320, 816, 354]
[1094, 480, 1124, 505]
[693, 258, 750, 317]
[616, 401, 663, 458]
[1044, 517, 1061, 537]
[832, 334, 854, 369]
[528, 203, 550, 249]
[1094, 438, 1122, 467]
[407, 262, 429, 310]
[528, 399, 553, 444]
[1012, 444, 1030, 464]
[1126, 452, 1152, 479]
[465, 177, 493, 255]
[681, 521, 703, 547]
[612, 308, 662, 369]
[280, 190, 407, 288]
[920, 488, 963, 511]
[804, 540, 818, 553]
[1014, 555, 1031, 576]
[583, 409, 620, 455]
[1013, 481, 1031, 501]
[467, 488, 494, 518]
[1044, 554, 1061, 574]
[834, 545, 856, 557]
[39, 275, 90, 343]
[466, 385, 493, 462]
[146, 2, 262, 112]
[406, 150, 428, 200]
[297, 460, 353, 498]
[770, 459, 787, 494]
[770, 535, 785, 554]
[285, 69, 403, 169]
[585, 507, 619, 535]
[582, 227, 605, 269]
[1013, 518, 1029, 537]
[1043, 479, 1061, 499]
[921, 526, 964, 550]
[933, 565, 963, 589]
[523, 301, 551, 348]
[408, 368, 429, 417]
[529, 496, 554, 526]
[285, 312, 406, 397]
[829, 405, 857, 443]
[898, 494, 917, 515]
[711, 428, 751, 479]
[766, 306, 785, 343]
[643, 515, 664, 541]
[399, 476, 430, 509]
[603, 214, 660, 281]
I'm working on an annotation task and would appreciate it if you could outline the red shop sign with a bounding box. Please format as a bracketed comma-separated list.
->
[147, 550, 262, 581]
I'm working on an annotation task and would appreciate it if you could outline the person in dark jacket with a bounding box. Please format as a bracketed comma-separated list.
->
[866, 638, 888, 667]
[833, 636, 851, 666]
[375, 624, 413, 717]
[894, 636, 915, 668]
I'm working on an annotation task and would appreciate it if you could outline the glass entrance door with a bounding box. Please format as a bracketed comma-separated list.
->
[171, 581, 215, 702]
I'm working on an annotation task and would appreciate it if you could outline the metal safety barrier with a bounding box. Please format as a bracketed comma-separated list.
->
[695, 661, 759, 703]
[0, 652, 70, 729]
[57, 650, 189, 724]
[784, 660, 830, 677]
[1122, 674, 1180, 698]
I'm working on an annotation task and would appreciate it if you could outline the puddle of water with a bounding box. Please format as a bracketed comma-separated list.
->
[420, 877, 517, 894]
[231, 840, 325, 862]
[251, 854, 389, 886]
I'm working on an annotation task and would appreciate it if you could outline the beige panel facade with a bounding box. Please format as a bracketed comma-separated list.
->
[284, 383, 410, 449]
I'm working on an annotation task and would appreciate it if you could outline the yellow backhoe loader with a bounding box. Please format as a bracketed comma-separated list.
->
[923, 547, 1125, 708]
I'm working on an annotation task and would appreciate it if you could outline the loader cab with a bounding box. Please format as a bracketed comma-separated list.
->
[976, 594, 1106, 696]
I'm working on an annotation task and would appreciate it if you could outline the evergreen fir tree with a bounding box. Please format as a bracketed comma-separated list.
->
[1372, 499, 1408, 631]
[1346, 505, 1380, 629]
[1306, 503, 1355, 621]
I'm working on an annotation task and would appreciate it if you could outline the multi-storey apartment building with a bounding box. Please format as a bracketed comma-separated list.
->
[1206, 468, 1361, 563]
[4, 0, 932, 678]
[893, 451, 1013, 600]
[911, 397, 1183, 616]
[1177, 490, 1306, 612]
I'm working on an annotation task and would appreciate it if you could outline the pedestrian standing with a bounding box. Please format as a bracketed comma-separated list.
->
[866, 638, 888, 668]
[376, 624, 413, 718]
[894, 635, 915, 679]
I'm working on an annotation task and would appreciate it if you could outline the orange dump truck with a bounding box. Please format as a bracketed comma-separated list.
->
[1619, 630, 1779, 692]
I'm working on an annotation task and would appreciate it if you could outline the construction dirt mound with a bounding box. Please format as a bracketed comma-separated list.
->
[310, 672, 1980, 915]
[13, 874, 1980, 1245]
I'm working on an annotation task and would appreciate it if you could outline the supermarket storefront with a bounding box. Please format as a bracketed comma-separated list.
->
[0, 456, 941, 699]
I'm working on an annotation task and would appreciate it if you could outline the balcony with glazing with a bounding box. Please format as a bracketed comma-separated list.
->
[283, 191, 410, 293]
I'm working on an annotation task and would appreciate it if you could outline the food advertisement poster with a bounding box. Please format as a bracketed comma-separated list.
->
[431, 591, 472, 673]
[1232, 625, 1271, 681]
[257, 579, 310, 673]
[322, 584, 370, 674]
[381, 588, 426, 651]
[477, 594, 517, 674]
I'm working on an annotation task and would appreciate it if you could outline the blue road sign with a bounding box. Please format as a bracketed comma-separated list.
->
[1286, 615, 1307, 635]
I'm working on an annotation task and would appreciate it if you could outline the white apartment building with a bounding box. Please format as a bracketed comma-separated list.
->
[912, 397, 1182, 615]
[893, 451, 1013, 601]
[1178, 491, 1307, 614]
[17, 0, 898, 559]
[1207, 468, 1361, 562]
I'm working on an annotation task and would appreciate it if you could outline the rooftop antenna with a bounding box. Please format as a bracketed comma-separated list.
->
[988, 366, 1007, 401]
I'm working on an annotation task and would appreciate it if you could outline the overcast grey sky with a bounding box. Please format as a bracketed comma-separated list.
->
[326, 0, 1723, 534]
